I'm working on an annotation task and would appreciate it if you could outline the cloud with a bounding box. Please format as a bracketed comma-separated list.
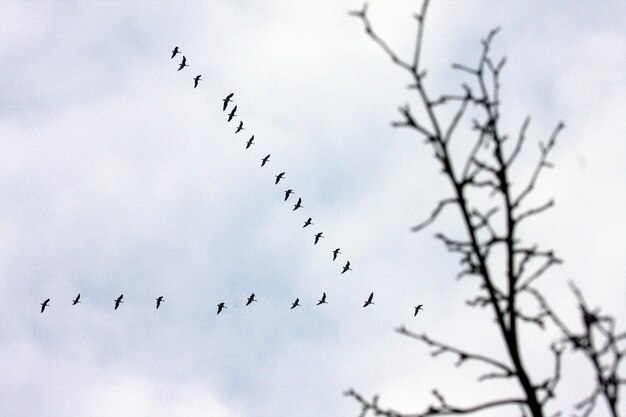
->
[0, 1, 624, 417]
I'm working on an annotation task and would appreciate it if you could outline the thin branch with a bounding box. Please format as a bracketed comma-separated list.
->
[396, 326, 514, 374]
[412, 0, 430, 71]
[513, 122, 565, 208]
[411, 198, 457, 232]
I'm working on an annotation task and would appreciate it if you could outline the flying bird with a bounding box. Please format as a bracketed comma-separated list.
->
[245, 135, 255, 149]
[332, 248, 341, 261]
[177, 56, 188, 71]
[303, 217, 313, 228]
[246, 293, 257, 306]
[341, 261, 352, 274]
[235, 121, 244, 133]
[72, 293, 81, 305]
[171, 46, 180, 59]
[314, 232, 324, 245]
[114, 294, 124, 310]
[40, 298, 50, 313]
[363, 292, 374, 307]
[222, 93, 234, 111]
[156, 296, 164, 309]
[275, 172, 285, 184]
[217, 302, 227, 314]
[261, 154, 270, 167]
[317, 292, 328, 305]
[414, 305, 423, 316]
[293, 198, 303, 211]
[227, 105, 238, 122]
[290, 298, 301, 309]
[284, 189, 294, 201]
[193, 75, 202, 88]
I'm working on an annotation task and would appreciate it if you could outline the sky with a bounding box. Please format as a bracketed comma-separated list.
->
[0, 1, 625, 417]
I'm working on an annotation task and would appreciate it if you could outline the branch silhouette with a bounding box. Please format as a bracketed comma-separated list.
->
[348, 2, 623, 417]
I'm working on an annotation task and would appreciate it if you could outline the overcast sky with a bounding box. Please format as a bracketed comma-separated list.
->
[0, 1, 624, 417]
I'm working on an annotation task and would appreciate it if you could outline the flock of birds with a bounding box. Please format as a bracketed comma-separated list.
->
[37, 46, 424, 318]
[39, 293, 424, 316]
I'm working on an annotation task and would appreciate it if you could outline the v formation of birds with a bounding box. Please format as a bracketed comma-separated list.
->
[38, 46, 423, 318]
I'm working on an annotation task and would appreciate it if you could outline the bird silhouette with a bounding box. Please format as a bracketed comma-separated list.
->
[222, 93, 234, 111]
[171, 46, 180, 59]
[227, 105, 237, 122]
[72, 293, 81, 305]
[40, 298, 50, 313]
[261, 154, 270, 167]
[293, 197, 303, 211]
[363, 292, 374, 307]
[341, 261, 352, 274]
[414, 305, 423, 316]
[246, 293, 257, 306]
[291, 298, 301, 309]
[245, 135, 255, 149]
[114, 294, 124, 310]
[177, 56, 188, 71]
[332, 248, 341, 261]
[156, 296, 164, 309]
[275, 172, 285, 184]
[193, 75, 202, 88]
[317, 292, 328, 305]
[217, 302, 227, 314]
[303, 217, 313, 228]
[314, 232, 324, 245]
[284, 189, 294, 201]
[235, 121, 244, 133]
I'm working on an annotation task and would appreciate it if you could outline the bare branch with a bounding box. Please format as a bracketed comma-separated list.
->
[516, 199, 555, 223]
[513, 122, 565, 208]
[412, 0, 430, 71]
[411, 198, 456, 232]
[507, 117, 531, 167]
[349, 3, 413, 71]
[396, 326, 514, 375]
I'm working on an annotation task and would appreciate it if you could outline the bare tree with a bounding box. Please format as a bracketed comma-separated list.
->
[345, 2, 625, 417]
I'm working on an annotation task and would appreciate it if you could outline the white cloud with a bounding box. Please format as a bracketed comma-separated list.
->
[0, 1, 624, 416]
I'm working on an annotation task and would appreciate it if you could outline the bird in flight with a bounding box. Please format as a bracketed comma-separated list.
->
[314, 232, 324, 245]
[235, 121, 245, 134]
[363, 292, 374, 307]
[156, 296, 164, 309]
[332, 248, 341, 261]
[414, 305, 423, 316]
[217, 302, 227, 314]
[275, 172, 285, 184]
[261, 154, 270, 167]
[245, 135, 255, 149]
[341, 261, 352, 274]
[317, 292, 328, 305]
[222, 93, 234, 111]
[246, 293, 257, 306]
[177, 56, 188, 71]
[227, 105, 237, 122]
[193, 75, 202, 88]
[284, 189, 294, 201]
[303, 217, 313, 228]
[72, 293, 81, 305]
[291, 298, 301, 309]
[293, 198, 303, 211]
[40, 298, 50, 313]
[171, 46, 180, 59]
[114, 294, 124, 310]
